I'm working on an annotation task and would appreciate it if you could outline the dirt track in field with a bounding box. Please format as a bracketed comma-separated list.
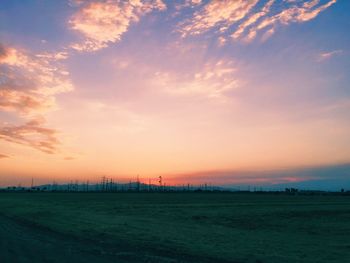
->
[0, 215, 181, 263]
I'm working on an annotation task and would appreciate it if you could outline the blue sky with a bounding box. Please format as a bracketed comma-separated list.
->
[0, 0, 349, 189]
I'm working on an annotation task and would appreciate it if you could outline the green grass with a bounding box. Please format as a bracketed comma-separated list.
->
[0, 192, 349, 262]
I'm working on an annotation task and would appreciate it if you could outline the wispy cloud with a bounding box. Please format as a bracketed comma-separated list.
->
[179, 0, 259, 37]
[232, 0, 275, 40]
[174, 0, 202, 11]
[0, 118, 60, 154]
[317, 49, 343, 61]
[177, 0, 337, 43]
[0, 44, 73, 115]
[217, 36, 227, 46]
[0, 154, 9, 159]
[243, 0, 337, 42]
[152, 59, 239, 100]
[0, 89, 54, 115]
[69, 0, 166, 52]
[0, 43, 73, 154]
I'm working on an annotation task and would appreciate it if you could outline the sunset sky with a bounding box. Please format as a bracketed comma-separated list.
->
[0, 0, 349, 188]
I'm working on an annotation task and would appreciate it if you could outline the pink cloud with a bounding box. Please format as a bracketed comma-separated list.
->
[69, 0, 166, 52]
[152, 59, 239, 100]
[0, 44, 73, 115]
[0, 153, 9, 159]
[179, 0, 259, 37]
[232, 0, 274, 40]
[177, 0, 337, 43]
[0, 118, 60, 154]
[164, 169, 310, 186]
[0, 43, 73, 154]
[244, 0, 337, 42]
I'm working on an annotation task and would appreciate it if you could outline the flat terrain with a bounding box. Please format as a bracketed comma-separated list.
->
[0, 192, 349, 263]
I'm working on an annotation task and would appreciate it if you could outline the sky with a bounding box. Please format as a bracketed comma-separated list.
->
[0, 0, 349, 189]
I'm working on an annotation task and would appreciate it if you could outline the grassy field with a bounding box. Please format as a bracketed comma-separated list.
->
[0, 192, 349, 262]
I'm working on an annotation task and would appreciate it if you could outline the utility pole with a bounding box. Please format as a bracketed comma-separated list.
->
[136, 175, 140, 192]
[158, 176, 162, 191]
[101, 176, 106, 192]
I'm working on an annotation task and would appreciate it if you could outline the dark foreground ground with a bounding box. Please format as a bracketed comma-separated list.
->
[0, 192, 349, 263]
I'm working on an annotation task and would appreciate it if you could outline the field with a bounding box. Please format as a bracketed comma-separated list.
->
[0, 192, 349, 263]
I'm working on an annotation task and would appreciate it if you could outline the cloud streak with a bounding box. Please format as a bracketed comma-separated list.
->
[166, 163, 350, 189]
[241, 0, 337, 42]
[0, 154, 9, 159]
[317, 49, 343, 61]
